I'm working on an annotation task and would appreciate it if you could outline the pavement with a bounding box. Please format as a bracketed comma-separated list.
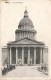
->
[3, 66, 48, 77]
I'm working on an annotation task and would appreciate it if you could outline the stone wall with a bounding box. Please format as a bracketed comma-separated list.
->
[2, 48, 8, 66]
[43, 48, 48, 64]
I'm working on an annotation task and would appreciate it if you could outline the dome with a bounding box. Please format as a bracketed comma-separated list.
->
[18, 10, 33, 27]
[19, 17, 33, 26]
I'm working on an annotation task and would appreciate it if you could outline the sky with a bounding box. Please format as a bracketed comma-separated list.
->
[1, 0, 51, 47]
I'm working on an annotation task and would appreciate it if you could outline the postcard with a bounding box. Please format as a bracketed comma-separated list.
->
[0, 0, 51, 80]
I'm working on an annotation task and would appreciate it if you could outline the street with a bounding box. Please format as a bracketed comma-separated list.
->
[3, 66, 48, 77]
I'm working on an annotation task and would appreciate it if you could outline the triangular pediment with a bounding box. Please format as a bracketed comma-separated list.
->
[8, 38, 44, 45]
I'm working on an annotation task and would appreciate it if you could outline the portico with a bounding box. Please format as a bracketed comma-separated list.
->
[9, 45, 44, 65]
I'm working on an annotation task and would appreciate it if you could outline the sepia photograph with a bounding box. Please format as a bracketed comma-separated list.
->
[1, 0, 51, 79]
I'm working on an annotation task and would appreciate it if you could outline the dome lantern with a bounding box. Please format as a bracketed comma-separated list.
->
[24, 9, 28, 17]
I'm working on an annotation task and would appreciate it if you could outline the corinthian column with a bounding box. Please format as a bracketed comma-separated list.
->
[34, 47, 36, 65]
[28, 47, 30, 64]
[16, 48, 18, 65]
[22, 47, 24, 65]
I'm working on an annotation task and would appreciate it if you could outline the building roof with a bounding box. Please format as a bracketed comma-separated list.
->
[7, 38, 45, 45]
[18, 10, 34, 27]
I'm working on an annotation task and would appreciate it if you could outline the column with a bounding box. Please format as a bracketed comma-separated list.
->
[7, 48, 10, 68]
[28, 47, 30, 64]
[27, 32, 28, 38]
[34, 47, 36, 65]
[42, 48, 44, 63]
[24, 32, 25, 38]
[22, 47, 24, 65]
[19, 32, 21, 39]
[10, 47, 12, 65]
[40, 48, 42, 64]
[22, 32, 23, 38]
[20, 32, 22, 39]
[32, 33, 33, 39]
[16, 48, 18, 65]
[29, 32, 30, 38]
[27, 32, 29, 38]
[28, 32, 29, 38]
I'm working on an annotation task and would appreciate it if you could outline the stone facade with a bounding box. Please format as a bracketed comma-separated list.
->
[2, 10, 48, 66]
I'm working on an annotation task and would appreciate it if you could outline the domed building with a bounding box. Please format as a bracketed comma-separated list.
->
[2, 10, 48, 67]
[15, 10, 36, 41]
